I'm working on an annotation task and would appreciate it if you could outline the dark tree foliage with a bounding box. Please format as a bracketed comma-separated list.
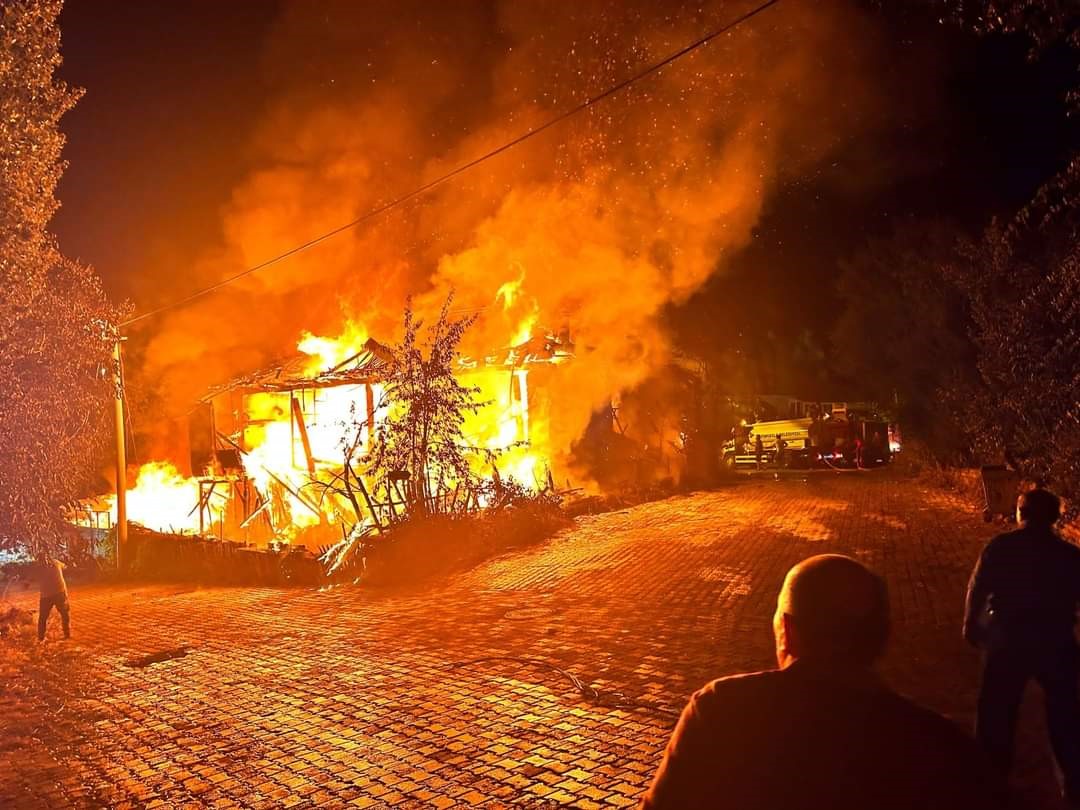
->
[832, 207, 1080, 511]
[945, 198, 1080, 504]
[834, 1, 1079, 512]
[933, 0, 1080, 506]
[0, 0, 121, 556]
[831, 220, 974, 458]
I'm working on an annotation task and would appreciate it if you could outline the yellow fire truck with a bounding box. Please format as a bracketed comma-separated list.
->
[722, 413, 891, 470]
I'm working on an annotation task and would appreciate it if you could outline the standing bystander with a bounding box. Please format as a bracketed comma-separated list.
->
[775, 434, 787, 469]
[964, 488, 1080, 806]
[37, 554, 70, 641]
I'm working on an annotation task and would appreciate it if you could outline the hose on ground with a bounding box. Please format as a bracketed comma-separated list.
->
[448, 655, 682, 721]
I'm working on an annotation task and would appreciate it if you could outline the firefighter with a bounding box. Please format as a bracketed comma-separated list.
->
[754, 434, 764, 471]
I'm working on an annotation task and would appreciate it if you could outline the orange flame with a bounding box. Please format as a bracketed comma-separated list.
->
[107, 461, 227, 535]
[297, 322, 369, 376]
[101, 314, 554, 544]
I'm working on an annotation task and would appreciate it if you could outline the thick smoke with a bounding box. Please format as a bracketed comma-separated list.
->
[135, 0, 895, 471]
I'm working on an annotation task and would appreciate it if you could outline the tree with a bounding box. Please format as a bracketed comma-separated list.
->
[944, 201, 1080, 507]
[323, 296, 491, 533]
[935, 0, 1080, 55]
[926, 0, 1080, 506]
[0, 0, 120, 557]
[834, 202, 1080, 513]
[316, 295, 576, 579]
[831, 220, 974, 458]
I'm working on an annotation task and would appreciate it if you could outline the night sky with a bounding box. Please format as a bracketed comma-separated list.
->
[52, 1, 1078, 381]
[55, 1, 280, 298]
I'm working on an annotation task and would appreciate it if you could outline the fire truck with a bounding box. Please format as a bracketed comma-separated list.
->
[722, 410, 892, 470]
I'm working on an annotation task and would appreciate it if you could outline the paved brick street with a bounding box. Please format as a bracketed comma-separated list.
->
[0, 473, 1066, 808]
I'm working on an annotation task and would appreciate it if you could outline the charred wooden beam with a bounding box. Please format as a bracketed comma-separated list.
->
[290, 395, 317, 475]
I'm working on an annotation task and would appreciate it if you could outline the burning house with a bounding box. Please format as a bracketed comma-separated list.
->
[81, 326, 572, 548]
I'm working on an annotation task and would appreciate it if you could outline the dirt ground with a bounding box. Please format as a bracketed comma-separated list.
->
[0, 471, 1068, 808]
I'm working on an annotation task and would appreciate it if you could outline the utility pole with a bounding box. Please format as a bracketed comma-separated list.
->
[113, 338, 128, 571]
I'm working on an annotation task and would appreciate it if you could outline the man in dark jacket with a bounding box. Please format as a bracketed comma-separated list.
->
[964, 488, 1080, 804]
[641, 554, 1003, 810]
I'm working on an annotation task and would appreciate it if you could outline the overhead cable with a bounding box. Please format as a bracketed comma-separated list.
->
[120, 0, 781, 328]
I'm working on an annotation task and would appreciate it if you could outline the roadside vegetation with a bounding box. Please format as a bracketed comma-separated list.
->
[318, 298, 571, 586]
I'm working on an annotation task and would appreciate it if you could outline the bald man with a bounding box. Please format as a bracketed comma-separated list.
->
[641, 555, 1003, 809]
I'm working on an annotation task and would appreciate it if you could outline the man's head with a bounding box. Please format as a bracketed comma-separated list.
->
[1017, 488, 1061, 528]
[772, 554, 890, 670]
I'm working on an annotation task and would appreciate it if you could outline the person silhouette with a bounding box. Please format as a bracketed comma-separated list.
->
[642, 555, 1003, 809]
[964, 488, 1080, 805]
[36, 553, 70, 641]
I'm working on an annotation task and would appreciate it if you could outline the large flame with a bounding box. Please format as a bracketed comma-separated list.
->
[106, 461, 227, 535]
[107, 313, 552, 544]
[297, 321, 369, 376]
[140, 2, 889, 442]
[238, 379, 384, 533]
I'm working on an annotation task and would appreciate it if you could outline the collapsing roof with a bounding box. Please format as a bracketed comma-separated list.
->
[202, 331, 574, 400]
[201, 338, 396, 400]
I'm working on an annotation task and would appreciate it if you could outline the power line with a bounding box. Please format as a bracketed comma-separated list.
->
[121, 0, 781, 328]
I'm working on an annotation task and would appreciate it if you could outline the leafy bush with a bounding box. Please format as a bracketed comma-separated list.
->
[941, 164, 1080, 516]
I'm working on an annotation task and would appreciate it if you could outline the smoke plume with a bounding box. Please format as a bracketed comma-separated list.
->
[133, 0, 896, 472]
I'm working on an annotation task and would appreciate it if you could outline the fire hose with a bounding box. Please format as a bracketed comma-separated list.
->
[815, 448, 859, 472]
[819, 452, 845, 472]
[447, 655, 682, 721]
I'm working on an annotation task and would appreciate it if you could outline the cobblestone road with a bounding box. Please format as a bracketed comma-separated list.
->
[0, 473, 1065, 807]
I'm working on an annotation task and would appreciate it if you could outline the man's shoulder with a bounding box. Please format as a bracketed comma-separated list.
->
[702, 668, 781, 690]
[987, 528, 1028, 547]
[983, 528, 1037, 558]
[876, 691, 1004, 805]
[1053, 536, 1080, 562]
[671, 670, 788, 732]
[692, 669, 784, 709]
[711, 672, 974, 743]
[878, 690, 979, 748]
[987, 528, 1080, 558]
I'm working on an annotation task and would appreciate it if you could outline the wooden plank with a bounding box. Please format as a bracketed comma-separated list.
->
[365, 384, 376, 439]
[290, 395, 316, 475]
[215, 429, 322, 519]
